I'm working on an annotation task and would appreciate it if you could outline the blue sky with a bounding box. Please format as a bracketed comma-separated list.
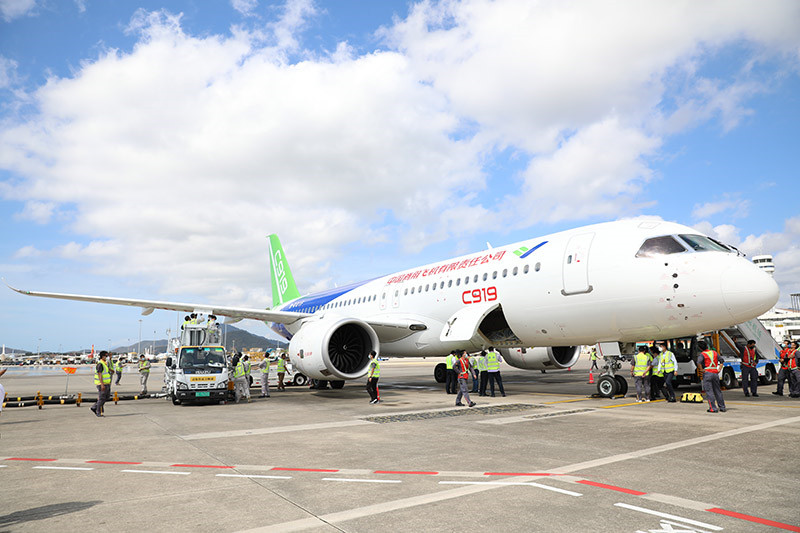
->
[1, 0, 799, 353]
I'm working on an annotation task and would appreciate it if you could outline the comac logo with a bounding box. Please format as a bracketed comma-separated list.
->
[273, 250, 289, 296]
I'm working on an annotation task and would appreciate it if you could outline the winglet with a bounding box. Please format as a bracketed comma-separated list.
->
[267, 234, 301, 308]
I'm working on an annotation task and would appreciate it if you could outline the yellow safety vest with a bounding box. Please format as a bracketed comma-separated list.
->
[139, 360, 150, 373]
[277, 359, 287, 372]
[445, 354, 455, 370]
[233, 362, 245, 379]
[486, 351, 500, 371]
[94, 360, 112, 385]
[477, 356, 487, 372]
[244, 361, 251, 376]
[660, 351, 676, 373]
[369, 359, 381, 378]
[633, 352, 650, 377]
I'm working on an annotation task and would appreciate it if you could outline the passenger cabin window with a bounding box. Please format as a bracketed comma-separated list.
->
[636, 236, 687, 258]
[678, 234, 732, 253]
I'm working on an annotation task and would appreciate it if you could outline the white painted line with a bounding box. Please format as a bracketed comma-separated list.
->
[322, 478, 402, 484]
[439, 480, 581, 496]
[660, 519, 717, 533]
[551, 414, 800, 474]
[478, 409, 596, 425]
[216, 474, 292, 480]
[614, 503, 723, 531]
[181, 419, 373, 440]
[0, 465, 7, 468]
[121, 469, 191, 476]
[33, 466, 94, 471]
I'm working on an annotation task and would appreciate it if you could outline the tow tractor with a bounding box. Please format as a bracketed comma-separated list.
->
[593, 318, 780, 398]
[164, 322, 230, 405]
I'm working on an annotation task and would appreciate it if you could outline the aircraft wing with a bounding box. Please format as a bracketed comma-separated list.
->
[5, 283, 311, 325]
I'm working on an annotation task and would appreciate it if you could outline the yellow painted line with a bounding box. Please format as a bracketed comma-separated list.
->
[599, 399, 666, 409]
[727, 402, 800, 409]
[542, 398, 592, 405]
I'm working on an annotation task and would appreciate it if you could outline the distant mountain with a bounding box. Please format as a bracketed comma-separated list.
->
[111, 325, 287, 354]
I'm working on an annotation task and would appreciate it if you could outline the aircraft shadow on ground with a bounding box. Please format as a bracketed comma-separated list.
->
[0, 501, 102, 528]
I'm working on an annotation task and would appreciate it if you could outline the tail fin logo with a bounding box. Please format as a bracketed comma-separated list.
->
[273, 249, 289, 296]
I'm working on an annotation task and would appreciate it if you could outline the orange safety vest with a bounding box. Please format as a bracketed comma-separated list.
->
[741, 346, 757, 367]
[780, 349, 791, 369]
[702, 350, 720, 374]
[457, 358, 470, 380]
[788, 350, 798, 370]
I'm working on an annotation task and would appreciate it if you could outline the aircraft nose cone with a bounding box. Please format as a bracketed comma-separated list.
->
[721, 261, 779, 323]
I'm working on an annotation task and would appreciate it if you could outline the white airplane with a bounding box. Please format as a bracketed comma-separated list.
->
[7, 219, 779, 389]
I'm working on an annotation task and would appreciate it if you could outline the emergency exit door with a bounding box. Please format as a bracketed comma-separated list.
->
[562, 232, 595, 295]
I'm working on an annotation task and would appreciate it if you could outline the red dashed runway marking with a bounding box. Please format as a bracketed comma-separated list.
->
[577, 479, 647, 496]
[5, 457, 57, 462]
[707, 508, 800, 532]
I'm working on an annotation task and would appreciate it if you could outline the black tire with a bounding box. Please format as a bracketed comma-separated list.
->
[292, 373, 308, 387]
[613, 375, 628, 396]
[761, 364, 776, 385]
[171, 393, 181, 405]
[248, 375, 253, 387]
[597, 375, 619, 398]
[721, 368, 736, 389]
[434, 363, 447, 383]
[330, 380, 345, 389]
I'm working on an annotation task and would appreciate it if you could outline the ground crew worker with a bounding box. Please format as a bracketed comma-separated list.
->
[206, 315, 219, 343]
[113, 356, 124, 385]
[485, 346, 506, 397]
[630, 345, 651, 403]
[277, 353, 291, 391]
[740, 339, 759, 397]
[478, 350, 488, 396]
[590, 347, 599, 372]
[181, 315, 191, 330]
[455, 350, 476, 407]
[774, 342, 793, 397]
[649, 345, 663, 400]
[367, 350, 381, 404]
[445, 351, 457, 394]
[257, 356, 271, 398]
[469, 352, 479, 393]
[232, 354, 247, 403]
[788, 341, 800, 398]
[0, 368, 6, 419]
[138, 354, 151, 395]
[656, 342, 677, 402]
[697, 340, 726, 412]
[242, 355, 252, 402]
[91, 351, 112, 417]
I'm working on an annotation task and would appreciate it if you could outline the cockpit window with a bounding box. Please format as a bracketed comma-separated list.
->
[678, 234, 731, 253]
[635, 236, 687, 258]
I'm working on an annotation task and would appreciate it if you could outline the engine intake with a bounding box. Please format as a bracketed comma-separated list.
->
[500, 346, 581, 370]
[288, 317, 377, 380]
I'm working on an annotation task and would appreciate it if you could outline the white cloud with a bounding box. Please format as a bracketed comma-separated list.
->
[0, 0, 36, 22]
[231, 0, 258, 16]
[691, 196, 750, 220]
[1, 0, 799, 308]
[13, 200, 56, 223]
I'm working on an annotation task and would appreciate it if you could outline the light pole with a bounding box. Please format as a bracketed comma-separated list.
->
[37, 338, 41, 360]
[152, 330, 156, 355]
[138, 319, 142, 355]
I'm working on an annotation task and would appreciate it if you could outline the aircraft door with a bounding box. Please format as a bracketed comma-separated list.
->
[562, 232, 595, 295]
[380, 289, 388, 310]
[392, 288, 400, 308]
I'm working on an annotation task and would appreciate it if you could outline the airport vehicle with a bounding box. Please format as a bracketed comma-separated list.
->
[8, 219, 779, 387]
[663, 318, 781, 390]
[163, 323, 229, 404]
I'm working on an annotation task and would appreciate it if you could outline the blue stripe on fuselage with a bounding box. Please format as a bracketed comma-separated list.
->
[269, 277, 380, 341]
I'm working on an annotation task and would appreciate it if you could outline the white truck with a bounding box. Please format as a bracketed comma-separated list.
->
[164, 322, 230, 405]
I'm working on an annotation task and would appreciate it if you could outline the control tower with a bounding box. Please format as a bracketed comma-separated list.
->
[752, 254, 775, 277]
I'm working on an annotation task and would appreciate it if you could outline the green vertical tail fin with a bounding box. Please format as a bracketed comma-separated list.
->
[268, 234, 301, 308]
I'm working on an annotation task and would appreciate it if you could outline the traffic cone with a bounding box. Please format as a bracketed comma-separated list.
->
[588, 372, 594, 384]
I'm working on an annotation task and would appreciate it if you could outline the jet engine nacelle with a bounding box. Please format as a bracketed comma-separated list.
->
[288, 316, 378, 380]
[500, 346, 581, 370]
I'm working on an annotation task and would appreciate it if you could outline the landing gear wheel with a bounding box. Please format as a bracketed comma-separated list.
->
[434, 363, 447, 383]
[330, 380, 345, 389]
[171, 393, 181, 405]
[597, 375, 619, 398]
[721, 368, 736, 390]
[613, 375, 628, 397]
[761, 365, 776, 385]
